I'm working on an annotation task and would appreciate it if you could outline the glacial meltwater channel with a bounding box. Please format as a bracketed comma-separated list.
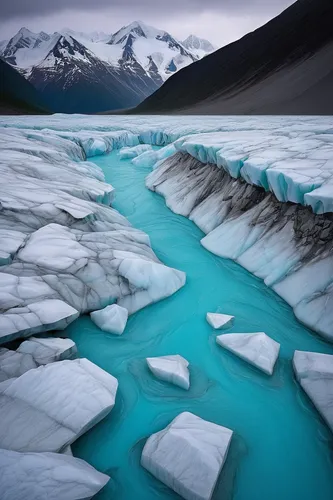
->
[66, 150, 333, 500]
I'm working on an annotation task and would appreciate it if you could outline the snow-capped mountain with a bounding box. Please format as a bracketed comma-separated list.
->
[182, 35, 216, 58]
[0, 22, 214, 113]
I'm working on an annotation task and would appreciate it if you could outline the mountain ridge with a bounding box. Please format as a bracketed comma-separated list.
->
[1, 21, 215, 113]
[136, 0, 333, 115]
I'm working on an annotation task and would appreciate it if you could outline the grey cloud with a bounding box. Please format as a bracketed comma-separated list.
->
[1, 0, 295, 21]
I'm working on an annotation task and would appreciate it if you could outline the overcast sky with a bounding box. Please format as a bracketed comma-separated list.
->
[0, 0, 295, 47]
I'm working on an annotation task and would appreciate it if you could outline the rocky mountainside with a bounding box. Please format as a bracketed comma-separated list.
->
[1, 22, 214, 113]
[136, 0, 333, 115]
[0, 58, 49, 114]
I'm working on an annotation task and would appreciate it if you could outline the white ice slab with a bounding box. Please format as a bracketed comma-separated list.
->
[146, 355, 190, 390]
[119, 144, 153, 159]
[206, 313, 234, 330]
[141, 411, 233, 500]
[293, 350, 333, 432]
[216, 332, 280, 375]
[90, 304, 128, 335]
[0, 358, 118, 452]
[17, 337, 77, 365]
[0, 448, 109, 500]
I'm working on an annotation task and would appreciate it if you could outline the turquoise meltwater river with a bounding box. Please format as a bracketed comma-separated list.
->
[66, 150, 333, 500]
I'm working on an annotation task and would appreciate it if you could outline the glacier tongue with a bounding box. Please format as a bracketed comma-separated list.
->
[0, 448, 109, 500]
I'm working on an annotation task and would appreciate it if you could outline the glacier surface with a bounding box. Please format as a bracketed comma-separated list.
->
[1, 114, 333, 341]
[17, 336, 77, 365]
[0, 124, 185, 344]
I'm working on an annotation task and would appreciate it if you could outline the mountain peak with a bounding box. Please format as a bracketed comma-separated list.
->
[109, 21, 166, 45]
[182, 35, 215, 54]
[17, 27, 35, 38]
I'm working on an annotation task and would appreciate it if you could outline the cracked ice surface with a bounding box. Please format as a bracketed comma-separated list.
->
[17, 337, 77, 365]
[0, 126, 185, 343]
[0, 337, 77, 381]
[0, 358, 118, 452]
[0, 448, 109, 500]
[1, 115, 333, 212]
[1, 115, 333, 340]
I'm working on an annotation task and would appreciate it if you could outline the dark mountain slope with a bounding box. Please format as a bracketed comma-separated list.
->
[136, 0, 333, 115]
[0, 58, 49, 114]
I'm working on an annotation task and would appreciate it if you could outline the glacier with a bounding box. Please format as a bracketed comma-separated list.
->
[0, 124, 185, 343]
[1, 115, 333, 340]
[1, 115, 333, 500]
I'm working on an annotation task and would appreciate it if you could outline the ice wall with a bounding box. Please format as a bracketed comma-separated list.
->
[147, 152, 333, 341]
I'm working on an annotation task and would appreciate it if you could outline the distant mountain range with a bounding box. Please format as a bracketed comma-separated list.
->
[137, 0, 333, 115]
[0, 22, 215, 113]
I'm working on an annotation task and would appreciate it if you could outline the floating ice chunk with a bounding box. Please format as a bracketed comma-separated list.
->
[17, 337, 77, 365]
[0, 299, 80, 345]
[132, 144, 176, 169]
[0, 349, 37, 382]
[117, 259, 186, 314]
[0, 358, 118, 452]
[141, 411, 233, 500]
[216, 332, 280, 375]
[90, 304, 128, 335]
[146, 355, 190, 390]
[0, 448, 109, 500]
[293, 351, 333, 432]
[119, 144, 153, 159]
[206, 313, 234, 330]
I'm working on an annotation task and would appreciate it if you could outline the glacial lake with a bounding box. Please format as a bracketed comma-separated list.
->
[65, 149, 333, 500]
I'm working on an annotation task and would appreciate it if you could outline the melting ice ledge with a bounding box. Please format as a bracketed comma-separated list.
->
[1, 115, 333, 343]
